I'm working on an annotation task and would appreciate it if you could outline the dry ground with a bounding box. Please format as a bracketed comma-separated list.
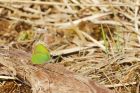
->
[0, 0, 140, 93]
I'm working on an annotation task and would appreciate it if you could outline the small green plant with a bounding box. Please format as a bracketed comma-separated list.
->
[17, 31, 28, 41]
[101, 24, 109, 54]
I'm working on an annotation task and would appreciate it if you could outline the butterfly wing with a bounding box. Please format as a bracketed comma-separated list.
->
[31, 53, 51, 64]
[31, 44, 51, 64]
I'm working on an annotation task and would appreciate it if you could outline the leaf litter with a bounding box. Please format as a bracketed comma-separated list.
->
[0, 0, 140, 93]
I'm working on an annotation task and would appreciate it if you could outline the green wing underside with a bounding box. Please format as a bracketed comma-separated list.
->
[34, 44, 49, 54]
[31, 53, 51, 64]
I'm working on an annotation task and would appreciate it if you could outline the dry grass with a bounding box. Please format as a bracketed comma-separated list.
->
[0, 0, 140, 93]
